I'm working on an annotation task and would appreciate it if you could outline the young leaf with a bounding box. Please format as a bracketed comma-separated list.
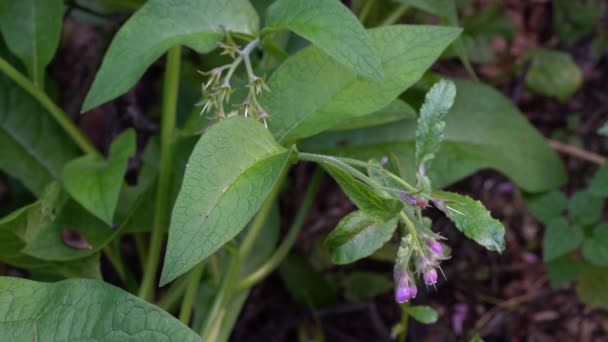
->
[261, 25, 461, 142]
[0, 0, 62, 86]
[524, 190, 567, 225]
[415, 79, 457, 168]
[265, 0, 383, 81]
[323, 163, 403, 222]
[0, 75, 79, 196]
[433, 191, 505, 252]
[161, 117, 292, 285]
[343, 272, 393, 302]
[324, 211, 399, 264]
[301, 79, 567, 193]
[576, 265, 608, 308]
[62, 129, 136, 225]
[0, 277, 200, 341]
[543, 217, 584, 262]
[525, 49, 583, 101]
[82, 0, 259, 111]
[405, 305, 439, 324]
[582, 223, 608, 265]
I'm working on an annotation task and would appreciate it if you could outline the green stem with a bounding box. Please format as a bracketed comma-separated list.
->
[138, 46, 181, 301]
[358, 0, 377, 23]
[134, 233, 149, 274]
[223, 38, 260, 84]
[235, 167, 322, 292]
[381, 4, 410, 26]
[157, 275, 190, 312]
[399, 303, 410, 342]
[103, 245, 138, 293]
[0, 57, 99, 156]
[336, 156, 417, 192]
[200, 164, 291, 338]
[178, 262, 205, 324]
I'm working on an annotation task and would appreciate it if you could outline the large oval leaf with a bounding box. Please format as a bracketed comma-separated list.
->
[161, 117, 292, 285]
[0, 277, 200, 341]
[82, 0, 259, 111]
[265, 0, 383, 80]
[324, 211, 399, 264]
[0, 0, 62, 86]
[301, 79, 567, 192]
[0, 74, 79, 196]
[261, 25, 461, 143]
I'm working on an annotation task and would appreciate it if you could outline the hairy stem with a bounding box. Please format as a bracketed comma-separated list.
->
[0, 57, 99, 156]
[235, 167, 322, 292]
[138, 46, 181, 301]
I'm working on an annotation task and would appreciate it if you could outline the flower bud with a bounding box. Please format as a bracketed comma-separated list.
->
[394, 271, 413, 303]
[427, 239, 443, 256]
[409, 284, 418, 299]
[423, 268, 438, 286]
[399, 191, 417, 206]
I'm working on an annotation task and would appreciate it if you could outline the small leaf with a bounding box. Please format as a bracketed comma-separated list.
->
[0, 0, 63, 86]
[0, 277, 200, 340]
[415, 79, 457, 168]
[82, 0, 259, 111]
[545, 255, 582, 288]
[588, 162, 608, 197]
[576, 265, 608, 308]
[525, 49, 583, 101]
[582, 223, 608, 265]
[568, 190, 604, 226]
[62, 129, 136, 224]
[329, 99, 416, 131]
[262, 25, 461, 142]
[524, 190, 567, 225]
[278, 253, 337, 308]
[598, 122, 608, 136]
[434, 191, 505, 252]
[343, 272, 393, 302]
[266, 0, 382, 80]
[543, 217, 584, 262]
[161, 117, 292, 285]
[61, 229, 93, 250]
[323, 163, 403, 222]
[324, 211, 399, 264]
[405, 305, 439, 324]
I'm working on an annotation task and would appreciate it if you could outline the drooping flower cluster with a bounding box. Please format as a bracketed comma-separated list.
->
[197, 35, 270, 127]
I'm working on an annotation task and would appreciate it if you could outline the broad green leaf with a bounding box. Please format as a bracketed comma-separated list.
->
[343, 271, 392, 302]
[576, 265, 608, 308]
[161, 117, 292, 285]
[589, 162, 608, 197]
[0, 0, 62, 86]
[279, 253, 337, 308]
[265, 0, 382, 81]
[262, 25, 461, 142]
[324, 211, 398, 264]
[415, 79, 457, 168]
[0, 74, 79, 196]
[434, 191, 505, 252]
[543, 217, 584, 262]
[582, 224, 608, 265]
[301, 79, 567, 192]
[62, 129, 136, 224]
[0, 277, 200, 341]
[525, 49, 583, 101]
[524, 190, 567, 225]
[323, 163, 403, 222]
[405, 305, 438, 324]
[545, 255, 582, 288]
[568, 190, 604, 226]
[329, 99, 416, 131]
[82, 0, 259, 111]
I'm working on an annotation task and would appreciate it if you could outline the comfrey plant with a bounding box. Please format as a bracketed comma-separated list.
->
[0, 0, 509, 340]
